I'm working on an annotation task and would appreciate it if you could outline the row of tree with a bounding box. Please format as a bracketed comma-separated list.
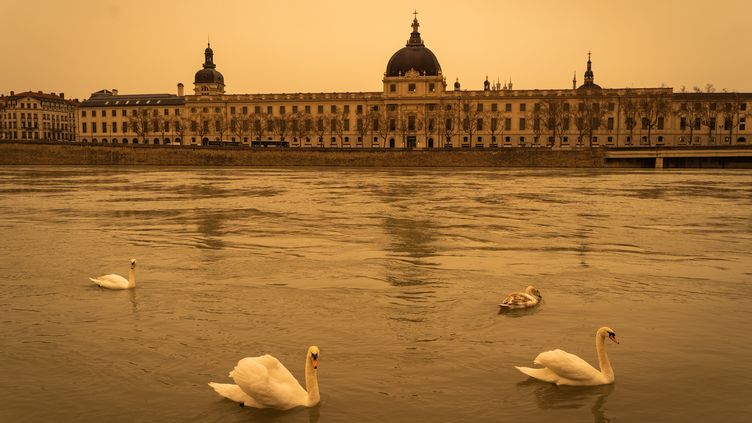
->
[119, 91, 749, 147]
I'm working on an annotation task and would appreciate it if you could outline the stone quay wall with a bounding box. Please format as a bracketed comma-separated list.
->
[0, 142, 608, 167]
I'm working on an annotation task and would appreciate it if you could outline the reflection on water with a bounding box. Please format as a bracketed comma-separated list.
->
[498, 302, 544, 318]
[0, 167, 751, 423]
[518, 380, 614, 423]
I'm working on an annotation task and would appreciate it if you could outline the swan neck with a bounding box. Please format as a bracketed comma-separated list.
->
[596, 334, 614, 382]
[128, 267, 136, 288]
[304, 357, 320, 406]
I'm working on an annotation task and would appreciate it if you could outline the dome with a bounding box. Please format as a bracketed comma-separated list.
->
[194, 43, 224, 85]
[195, 68, 224, 84]
[387, 47, 441, 77]
[385, 16, 441, 77]
[577, 82, 602, 91]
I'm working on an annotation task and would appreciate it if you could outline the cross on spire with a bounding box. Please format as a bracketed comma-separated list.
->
[413, 9, 418, 19]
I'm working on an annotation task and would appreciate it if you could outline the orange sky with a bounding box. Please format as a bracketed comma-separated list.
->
[3, 0, 751, 100]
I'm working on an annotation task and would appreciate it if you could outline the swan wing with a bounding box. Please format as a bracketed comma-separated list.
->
[534, 349, 601, 381]
[230, 355, 307, 409]
[90, 274, 128, 289]
[499, 292, 535, 307]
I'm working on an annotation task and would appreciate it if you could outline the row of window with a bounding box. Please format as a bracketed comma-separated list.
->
[81, 108, 181, 118]
[679, 117, 746, 131]
[78, 115, 749, 135]
[14, 102, 71, 110]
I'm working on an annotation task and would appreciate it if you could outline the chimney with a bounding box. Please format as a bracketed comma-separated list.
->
[177, 83, 184, 96]
[112, 89, 118, 96]
[59, 93, 64, 99]
[10, 91, 14, 96]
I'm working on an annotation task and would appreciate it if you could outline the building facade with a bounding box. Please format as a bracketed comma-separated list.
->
[0, 91, 77, 142]
[75, 16, 751, 148]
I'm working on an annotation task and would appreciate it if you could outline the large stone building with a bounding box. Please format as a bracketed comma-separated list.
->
[0, 91, 78, 142]
[75, 15, 751, 148]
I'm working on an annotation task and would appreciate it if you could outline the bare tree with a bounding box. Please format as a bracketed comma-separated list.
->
[583, 93, 608, 147]
[372, 107, 391, 148]
[419, 104, 438, 148]
[230, 112, 249, 144]
[173, 114, 188, 145]
[719, 93, 748, 144]
[620, 94, 639, 146]
[486, 105, 508, 148]
[528, 102, 545, 147]
[396, 112, 414, 148]
[248, 112, 265, 142]
[537, 98, 569, 148]
[366, 107, 383, 147]
[313, 114, 328, 147]
[127, 109, 150, 144]
[438, 100, 457, 148]
[355, 110, 370, 148]
[272, 112, 292, 142]
[675, 97, 703, 146]
[329, 111, 347, 147]
[156, 113, 171, 144]
[290, 111, 311, 147]
[211, 111, 230, 143]
[637, 91, 671, 146]
[458, 97, 482, 147]
[189, 110, 210, 143]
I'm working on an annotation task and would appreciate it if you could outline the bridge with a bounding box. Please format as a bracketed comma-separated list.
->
[604, 146, 752, 168]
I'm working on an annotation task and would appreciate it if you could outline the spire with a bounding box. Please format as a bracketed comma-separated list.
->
[407, 11, 424, 46]
[203, 41, 216, 69]
[584, 51, 594, 83]
[572, 71, 577, 90]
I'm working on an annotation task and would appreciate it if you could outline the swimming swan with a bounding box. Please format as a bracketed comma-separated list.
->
[499, 286, 541, 309]
[209, 346, 320, 410]
[89, 259, 136, 290]
[515, 327, 619, 386]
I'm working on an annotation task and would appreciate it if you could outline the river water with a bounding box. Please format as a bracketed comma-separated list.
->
[0, 166, 750, 422]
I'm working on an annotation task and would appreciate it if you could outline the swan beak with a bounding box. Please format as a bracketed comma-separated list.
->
[312, 358, 318, 370]
[609, 334, 620, 344]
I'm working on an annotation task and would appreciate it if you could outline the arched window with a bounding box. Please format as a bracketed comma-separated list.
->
[153, 139, 160, 145]
[92, 138, 97, 143]
[738, 137, 747, 143]
[101, 138, 107, 144]
[103, 139, 109, 144]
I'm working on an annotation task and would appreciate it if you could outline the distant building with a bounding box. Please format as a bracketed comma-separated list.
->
[76, 15, 751, 148]
[77, 89, 185, 145]
[1, 91, 77, 142]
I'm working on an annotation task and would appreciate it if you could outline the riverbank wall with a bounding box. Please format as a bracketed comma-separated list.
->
[0, 142, 607, 167]
[2, 142, 750, 168]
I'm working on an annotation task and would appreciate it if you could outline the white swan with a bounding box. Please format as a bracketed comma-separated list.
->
[209, 346, 320, 410]
[515, 326, 619, 386]
[89, 259, 136, 290]
[499, 286, 541, 309]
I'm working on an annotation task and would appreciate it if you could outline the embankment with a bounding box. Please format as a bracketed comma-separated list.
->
[0, 142, 607, 167]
